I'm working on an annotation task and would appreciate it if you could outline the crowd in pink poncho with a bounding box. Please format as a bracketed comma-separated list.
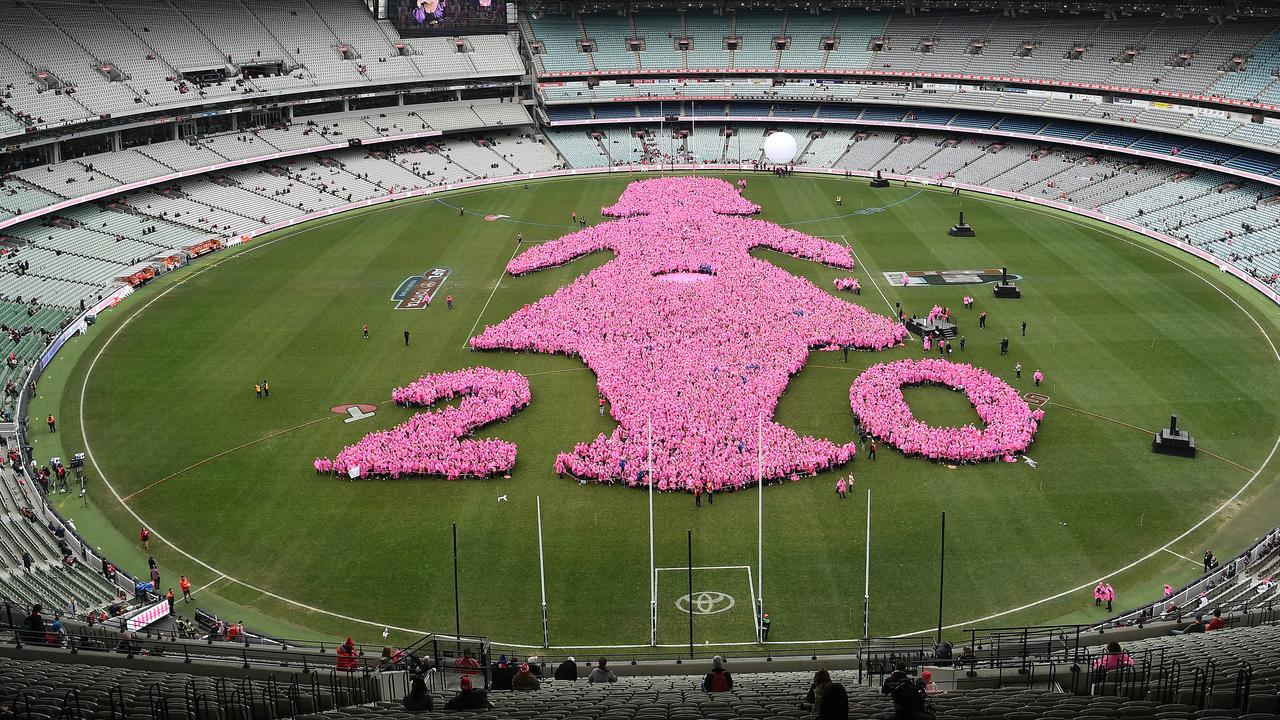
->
[849, 358, 1042, 463]
[318, 368, 530, 479]
[833, 277, 861, 293]
[314, 178, 1047, 486]
[470, 177, 908, 491]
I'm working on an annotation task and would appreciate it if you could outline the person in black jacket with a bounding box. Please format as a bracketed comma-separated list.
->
[19, 604, 45, 645]
[401, 674, 433, 712]
[443, 676, 492, 711]
[817, 681, 849, 720]
[490, 655, 514, 691]
[881, 663, 929, 719]
[554, 656, 579, 681]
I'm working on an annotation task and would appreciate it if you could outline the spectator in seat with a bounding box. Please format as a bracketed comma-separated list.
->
[588, 656, 617, 684]
[816, 680, 848, 720]
[554, 656, 578, 681]
[1174, 613, 1206, 635]
[1205, 608, 1227, 631]
[443, 675, 491, 711]
[336, 637, 359, 671]
[19, 604, 45, 645]
[512, 663, 540, 691]
[490, 655, 514, 690]
[526, 656, 543, 677]
[401, 673, 433, 712]
[701, 655, 733, 693]
[932, 640, 953, 666]
[1091, 641, 1134, 671]
[800, 668, 831, 712]
[881, 663, 929, 720]
[921, 670, 944, 696]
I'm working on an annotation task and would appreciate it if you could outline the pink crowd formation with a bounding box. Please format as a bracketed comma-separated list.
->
[317, 368, 530, 480]
[833, 277, 861, 293]
[315, 178, 1047, 486]
[471, 177, 908, 491]
[849, 359, 1043, 463]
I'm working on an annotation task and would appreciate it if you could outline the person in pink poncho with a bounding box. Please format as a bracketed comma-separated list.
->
[471, 177, 906, 491]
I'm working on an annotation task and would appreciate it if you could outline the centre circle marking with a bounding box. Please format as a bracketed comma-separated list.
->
[675, 591, 735, 615]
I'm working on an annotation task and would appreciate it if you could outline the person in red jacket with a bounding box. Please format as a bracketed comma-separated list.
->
[179, 576, 192, 602]
[1205, 609, 1227, 631]
[139, 527, 151, 550]
[337, 637, 359, 671]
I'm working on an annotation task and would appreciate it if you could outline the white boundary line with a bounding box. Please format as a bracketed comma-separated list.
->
[656, 565, 752, 571]
[70, 175, 1280, 649]
[77, 210, 449, 638]
[1162, 548, 1203, 566]
[461, 243, 522, 349]
[887, 185, 1280, 638]
[833, 234, 897, 317]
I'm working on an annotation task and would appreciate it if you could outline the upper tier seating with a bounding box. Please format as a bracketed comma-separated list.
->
[0, 131, 559, 311]
[0, 100, 533, 227]
[0, 0, 523, 138]
[525, 10, 1280, 108]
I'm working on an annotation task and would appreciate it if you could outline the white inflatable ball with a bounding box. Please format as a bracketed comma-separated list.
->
[763, 131, 798, 164]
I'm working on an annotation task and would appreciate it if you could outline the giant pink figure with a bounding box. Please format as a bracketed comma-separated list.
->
[471, 177, 908, 491]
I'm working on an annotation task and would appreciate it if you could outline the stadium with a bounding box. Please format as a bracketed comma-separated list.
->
[1, 0, 1280, 716]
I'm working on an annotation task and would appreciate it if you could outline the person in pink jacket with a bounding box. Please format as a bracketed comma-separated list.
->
[1091, 641, 1133, 672]
[1093, 582, 1104, 607]
[1103, 583, 1115, 612]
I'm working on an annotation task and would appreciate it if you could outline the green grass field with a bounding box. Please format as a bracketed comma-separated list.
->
[28, 173, 1280, 652]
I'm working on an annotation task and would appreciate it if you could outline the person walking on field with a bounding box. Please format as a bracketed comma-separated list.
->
[446, 295, 454, 310]
[836, 477, 847, 499]
[1033, 369, 1044, 386]
[362, 324, 369, 340]
[180, 575, 192, 602]
[47, 414, 55, 433]
[1015, 363, 1022, 380]
[403, 329, 410, 346]
[1094, 582, 1104, 607]
[694, 484, 702, 508]
[139, 527, 151, 551]
[254, 382, 262, 399]
[978, 311, 987, 329]
[262, 380, 269, 399]
[1104, 583, 1115, 612]
[867, 440, 877, 460]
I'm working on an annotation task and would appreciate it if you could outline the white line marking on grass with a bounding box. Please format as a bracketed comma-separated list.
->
[1162, 548, 1203, 566]
[462, 243, 522, 349]
[656, 565, 752, 572]
[192, 574, 229, 595]
[886, 186, 1280, 640]
[123, 415, 331, 501]
[745, 565, 758, 642]
[78, 215, 448, 639]
[837, 235, 897, 317]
